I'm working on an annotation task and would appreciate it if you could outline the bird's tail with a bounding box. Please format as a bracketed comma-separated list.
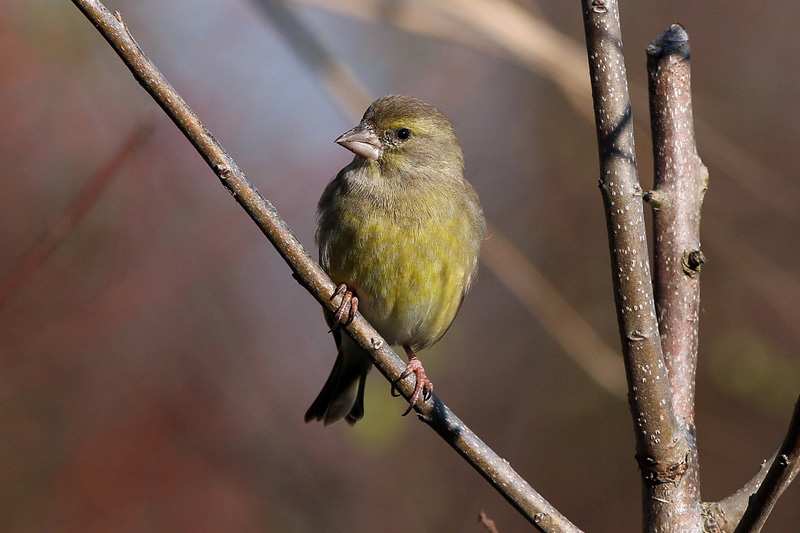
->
[305, 335, 372, 425]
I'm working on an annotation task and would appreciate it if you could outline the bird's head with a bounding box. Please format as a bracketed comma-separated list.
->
[335, 95, 463, 178]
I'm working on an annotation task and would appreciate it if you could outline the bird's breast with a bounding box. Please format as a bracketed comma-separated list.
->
[320, 187, 480, 350]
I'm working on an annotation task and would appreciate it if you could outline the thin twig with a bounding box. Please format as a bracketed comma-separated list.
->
[479, 510, 500, 533]
[580, 1, 692, 530]
[69, 1, 582, 531]
[0, 121, 153, 311]
[703, 449, 778, 533]
[734, 394, 800, 533]
[645, 23, 707, 529]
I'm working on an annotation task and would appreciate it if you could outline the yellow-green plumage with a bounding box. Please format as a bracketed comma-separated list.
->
[305, 95, 485, 425]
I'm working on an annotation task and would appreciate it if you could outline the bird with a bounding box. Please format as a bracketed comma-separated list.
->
[304, 95, 485, 425]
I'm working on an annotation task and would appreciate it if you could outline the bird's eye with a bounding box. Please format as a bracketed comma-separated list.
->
[396, 127, 412, 140]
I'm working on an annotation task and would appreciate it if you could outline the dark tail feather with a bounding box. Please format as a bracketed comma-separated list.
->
[344, 370, 369, 425]
[305, 341, 372, 425]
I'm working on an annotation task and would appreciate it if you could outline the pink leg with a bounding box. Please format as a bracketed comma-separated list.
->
[392, 345, 433, 416]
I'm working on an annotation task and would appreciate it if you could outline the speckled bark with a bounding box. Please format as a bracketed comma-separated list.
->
[647, 23, 707, 431]
[580, 3, 694, 532]
[646, 24, 707, 531]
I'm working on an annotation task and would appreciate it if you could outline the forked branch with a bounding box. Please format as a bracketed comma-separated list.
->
[580, 2, 697, 530]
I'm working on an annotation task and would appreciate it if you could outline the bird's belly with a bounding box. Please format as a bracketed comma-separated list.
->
[326, 217, 472, 350]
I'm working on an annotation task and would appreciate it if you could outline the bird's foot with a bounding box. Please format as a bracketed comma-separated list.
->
[391, 349, 433, 416]
[329, 284, 358, 330]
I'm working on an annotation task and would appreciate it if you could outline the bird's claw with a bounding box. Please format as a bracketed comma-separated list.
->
[391, 357, 433, 416]
[329, 284, 358, 330]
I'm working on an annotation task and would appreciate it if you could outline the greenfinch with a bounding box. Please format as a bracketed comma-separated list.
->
[305, 95, 485, 425]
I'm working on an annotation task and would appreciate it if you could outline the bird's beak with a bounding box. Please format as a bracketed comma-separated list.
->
[335, 123, 382, 161]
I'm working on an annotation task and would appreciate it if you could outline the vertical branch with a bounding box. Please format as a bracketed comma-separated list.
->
[580, 2, 693, 531]
[645, 22, 707, 527]
[646, 23, 707, 429]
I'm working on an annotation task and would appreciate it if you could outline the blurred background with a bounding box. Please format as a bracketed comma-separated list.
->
[2, 0, 799, 531]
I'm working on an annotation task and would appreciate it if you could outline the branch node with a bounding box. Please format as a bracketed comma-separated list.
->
[682, 249, 706, 276]
[216, 163, 232, 179]
[646, 24, 690, 60]
[643, 189, 665, 210]
[704, 513, 721, 533]
[590, 0, 608, 14]
[628, 330, 647, 342]
[638, 452, 690, 485]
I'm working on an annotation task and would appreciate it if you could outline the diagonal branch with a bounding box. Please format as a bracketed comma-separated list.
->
[69, 0, 582, 530]
[733, 394, 800, 533]
[580, 2, 694, 530]
[703, 449, 777, 533]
